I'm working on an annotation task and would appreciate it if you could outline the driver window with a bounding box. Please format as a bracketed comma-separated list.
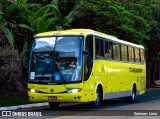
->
[84, 35, 93, 81]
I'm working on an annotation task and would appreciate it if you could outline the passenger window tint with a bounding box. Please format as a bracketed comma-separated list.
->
[104, 41, 113, 58]
[140, 49, 145, 63]
[95, 38, 104, 57]
[128, 46, 134, 62]
[121, 45, 128, 61]
[113, 43, 120, 60]
[135, 48, 140, 62]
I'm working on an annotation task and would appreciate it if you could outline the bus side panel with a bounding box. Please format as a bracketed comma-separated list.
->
[83, 60, 107, 102]
[139, 64, 146, 95]
[102, 60, 146, 99]
[104, 60, 123, 93]
[83, 75, 95, 102]
[128, 63, 146, 95]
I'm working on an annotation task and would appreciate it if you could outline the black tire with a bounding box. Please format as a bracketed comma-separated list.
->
[90, 87, 101, 108]
[127, 86, 136, 103]
[49, 102, 60, 109]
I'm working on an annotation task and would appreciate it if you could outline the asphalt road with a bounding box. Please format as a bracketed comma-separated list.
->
[2, 88, 160, 119]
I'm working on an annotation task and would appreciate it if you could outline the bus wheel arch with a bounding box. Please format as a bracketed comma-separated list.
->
[90, 84, 103, 108]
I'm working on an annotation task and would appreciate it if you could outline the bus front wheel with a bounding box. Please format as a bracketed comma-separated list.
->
[49, 102, 60, 109]
[89, 87, 101, 108]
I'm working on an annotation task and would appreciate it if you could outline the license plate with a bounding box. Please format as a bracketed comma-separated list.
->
[48, 96, 57, 100]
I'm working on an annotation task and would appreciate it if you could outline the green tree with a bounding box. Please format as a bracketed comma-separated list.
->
[69, 0, 160, 85]
[72, 0, 151, 45]
[19, 0, 79, 33]
[1, 0, 79, 52]
[0, 0, 15, 48]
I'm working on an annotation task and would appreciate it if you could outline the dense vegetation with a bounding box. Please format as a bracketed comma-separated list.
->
[0, 0, 160, 98]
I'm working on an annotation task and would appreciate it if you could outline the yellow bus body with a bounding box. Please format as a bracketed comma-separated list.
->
[28, 29, 146, 104]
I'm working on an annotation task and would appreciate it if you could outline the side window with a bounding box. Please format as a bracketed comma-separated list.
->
[121, 45, 128, 61]
[104, 41, 113, 59]
[135, 48, 140, 62]
[128, 46, 134, 62]
[113, 43, 120, 60]
[140, 49, 145, 63]
[95, 37, 104, 57]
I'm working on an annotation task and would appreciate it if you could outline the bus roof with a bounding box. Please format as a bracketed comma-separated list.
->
[35, 29, 144, 49]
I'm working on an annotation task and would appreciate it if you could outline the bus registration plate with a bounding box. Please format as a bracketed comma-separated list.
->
[48, 96, 57, 100]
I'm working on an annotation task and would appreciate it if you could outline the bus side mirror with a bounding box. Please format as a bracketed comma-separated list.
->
[83, 50, 89, 56]
[22, 50, 30, 68]
[83, 50, 92, 69]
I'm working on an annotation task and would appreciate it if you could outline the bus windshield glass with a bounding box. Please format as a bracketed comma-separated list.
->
[29, 36, 83, 83]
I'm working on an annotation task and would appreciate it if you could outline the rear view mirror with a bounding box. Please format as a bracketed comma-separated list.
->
[22, 50, 30, 67]
[83, 50, 89, 56]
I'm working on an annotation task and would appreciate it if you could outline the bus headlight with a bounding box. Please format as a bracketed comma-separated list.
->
[30, 89, 36, 93]
[29, 88, 39, 93]
[67, 88, 82, 93]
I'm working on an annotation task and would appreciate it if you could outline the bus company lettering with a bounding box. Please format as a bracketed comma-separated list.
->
[129, 68, 142, 73]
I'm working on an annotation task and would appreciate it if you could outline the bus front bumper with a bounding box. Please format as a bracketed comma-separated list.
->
[28, 92, 83, 103]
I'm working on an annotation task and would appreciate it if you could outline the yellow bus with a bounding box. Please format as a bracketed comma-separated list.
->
[27, 29, 146, 109]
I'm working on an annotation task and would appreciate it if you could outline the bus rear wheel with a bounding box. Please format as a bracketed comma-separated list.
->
[127, 86, 136, 103]
[49, 102, 60, 109]
[89, 87, 101, 108]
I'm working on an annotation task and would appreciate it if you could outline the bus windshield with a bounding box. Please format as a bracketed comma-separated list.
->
[29, 36, 83, 83]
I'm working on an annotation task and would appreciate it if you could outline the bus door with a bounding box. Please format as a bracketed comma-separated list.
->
[83, 35, 94, 102]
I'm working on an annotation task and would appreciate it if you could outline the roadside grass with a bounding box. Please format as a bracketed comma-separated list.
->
[0, 97, 30, 107]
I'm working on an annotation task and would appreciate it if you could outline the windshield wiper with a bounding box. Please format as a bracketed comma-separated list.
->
[39, 52, 66, 82]
[53, 52, 66, 83]
[36, 44, 66, 83]
[36, 51, 66, 83]
[48, 37, 66, 83]
[39, 52, 53, 83]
